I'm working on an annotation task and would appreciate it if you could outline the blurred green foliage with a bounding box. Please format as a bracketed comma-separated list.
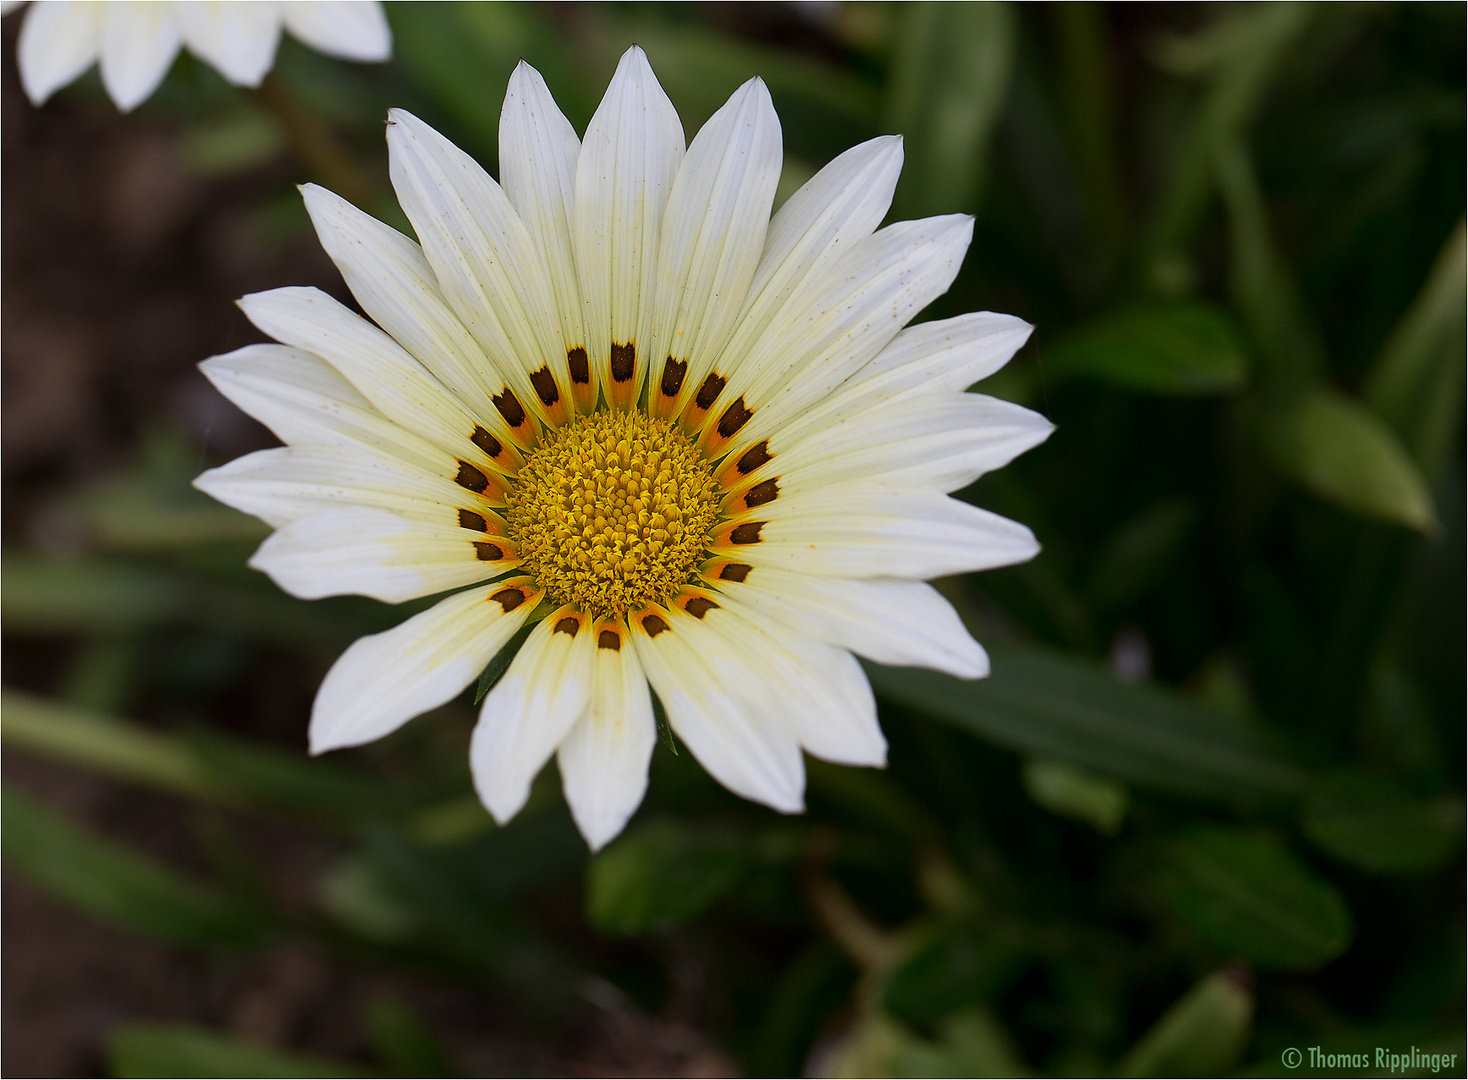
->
[3, 2, 1463, 1076]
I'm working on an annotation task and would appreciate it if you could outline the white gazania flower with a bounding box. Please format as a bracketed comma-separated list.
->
[194, 47, 1053, 850]
[9, 0, 391, 112]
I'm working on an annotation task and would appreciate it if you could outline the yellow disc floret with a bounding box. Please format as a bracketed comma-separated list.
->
[505, 410, 722, 619]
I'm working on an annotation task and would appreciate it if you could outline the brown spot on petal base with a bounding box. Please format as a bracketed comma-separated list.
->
[660, 358, 687, 398]
[694, 372, 726, 410]
[567, 347, 590, 384]
[730, 522, 765, 544]
[470, 425, 503, 458]
[718, 563, 752, 582]
[741, 478, 779, 509]
[554, 616, 580, 636]
[458, 509, 489, 531]
[716, 397, 753, 438]
[455, 461, 490, 493]
[529, 366, 560, 407]
[473, 542, 504, 561]
[493, 389, 527, 429]
[736, 441, 772, 475]
[610, 342, 635, 383]
[683, 596, 718, 619]
[641, 613, 670, 637]
[598, 629, 621, 651]
[490, 587, 527, 612]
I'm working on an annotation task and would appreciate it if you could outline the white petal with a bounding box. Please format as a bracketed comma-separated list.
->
[238, 287, 507, 478]
[838, 311, 1034, 403]
[280, 0, 390, 61]
[96, 0, 180, 110]
[647, 77, 782, 419]
[697, 214, 975, 459]
[310, 579, 540, 754]
[557, 619, 656, 850]
[714, 484, 1039, 579]
[472, 608, 596, 824]
[248, 506, 516, 603]
[704, 564, 988, 678]
[498, 62, 589, 411]
[300, 184, 528, 454]
[685, 591, 885, 767]
[195, 443, 501, 530]
[199, 344, 451, 477]
[573, 45, 685, 408]
[628, 603, 805, 812]
[17, 0, 100, 106]
[722, 393, 1054, 500]
[176, 0, 280, 87]
[386, 109, 570, 427]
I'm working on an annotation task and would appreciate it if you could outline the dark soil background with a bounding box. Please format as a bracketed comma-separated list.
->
[0, 22, 732, 1077]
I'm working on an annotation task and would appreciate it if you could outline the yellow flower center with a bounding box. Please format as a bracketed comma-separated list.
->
[505, 410, 722, 619]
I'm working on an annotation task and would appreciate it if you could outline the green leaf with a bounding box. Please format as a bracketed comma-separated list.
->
[830, 1010, 1029, 1079]
[1157, 826, 1353, 970]
[864, 645, 1307, 804]
[362, 996, 455, 1077]
[1, 690, 413, 826]
[2, 786, 261, 947]
[319, 854, 420, 941]
[750, 942, 855, 1079]
[183, 726, 414, 824]
[2, 555, 186, 634]
[1145, 3, 1312, 276]
[108, 1022, 366, 1078]
[2, 690, 216, 801]
[1044, 304, 1249, 395]
[884, 1, 1016, 216]
[1116, 969, 1254, 1077]
[1053, 2, 1126, 254]
[361, 826, 578, 1004]
[1021, 758, 1130, 835]
[1216, 139, 1325, 388]
[0, 554, 358, 651]
[586, 819, 748, 935]
[1087, 498, 1199, 614]
[181, 104, 286, 175]
[881, 924, 1027, 1028]
[1261, 389, 1439, 533]
[1364, 217, 1467, 471]
[890, 1009, 1030, 1079]
[1302, 769, 1463, 874]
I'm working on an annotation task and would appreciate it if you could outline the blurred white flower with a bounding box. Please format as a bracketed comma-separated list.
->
[9, 0, 391, 112]
[194, 46, 1051, 850]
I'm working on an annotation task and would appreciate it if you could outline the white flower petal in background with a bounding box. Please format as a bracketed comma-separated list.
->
[16, 0, 99, 106]
[195, 47, 1052, 850]
[176, 0, 280, 88]
[279, 0, 389, 62]
[10, 0, 391, 111]
[98, 1, 180, 111]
